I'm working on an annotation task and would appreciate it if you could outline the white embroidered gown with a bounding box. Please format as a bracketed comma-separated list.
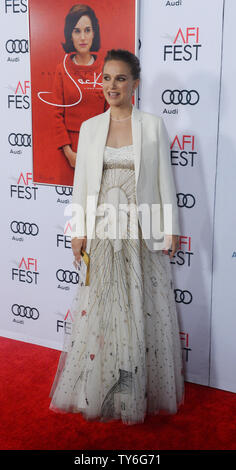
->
[49, 144, 185, 425]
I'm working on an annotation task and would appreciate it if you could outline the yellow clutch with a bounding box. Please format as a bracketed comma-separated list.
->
[81, 249, 90, 286]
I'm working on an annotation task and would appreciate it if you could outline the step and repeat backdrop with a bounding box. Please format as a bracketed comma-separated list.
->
[1, 0, 235, 393]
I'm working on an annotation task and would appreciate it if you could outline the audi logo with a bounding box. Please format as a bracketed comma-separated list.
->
[10, 221, 39, 236]
[177, 193, 196, 208]
[6, 39, 28, 54]
[162, 89, 200, 105]
[12, 304, 39, 320]
[8, 133, 31, 147]
[55, 186, 73, 196]
[56, 269, 79, 284]
[174, 289, 192, 304]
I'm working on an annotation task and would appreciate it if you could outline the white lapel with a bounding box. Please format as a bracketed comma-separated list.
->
[95, 105, 142, 190]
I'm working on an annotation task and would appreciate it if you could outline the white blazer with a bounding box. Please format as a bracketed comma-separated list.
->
[71, 104, 180, 254]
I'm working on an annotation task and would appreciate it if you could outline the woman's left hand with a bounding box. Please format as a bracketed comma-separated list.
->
[162, 235, 179, 259]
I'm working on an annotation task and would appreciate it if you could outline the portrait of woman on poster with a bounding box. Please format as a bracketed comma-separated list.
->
[49, 49, 185, 425]
[52, 4, 109, 168]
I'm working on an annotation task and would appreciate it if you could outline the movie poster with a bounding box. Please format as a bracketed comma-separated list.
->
[28, 0, 138, 186]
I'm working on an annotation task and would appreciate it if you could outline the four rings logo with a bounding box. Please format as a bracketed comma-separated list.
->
[174, 289, 192, 304]
[55, 186, 73, 196]
[177, 193, 195, 208]
[9, 133, 31, 147]
[11, 221, 39, 236]
[162, 89, 200, 105]
[11, 304, 39, 320]
[56, 269, 79, 284]
[6, 39, 28, 54]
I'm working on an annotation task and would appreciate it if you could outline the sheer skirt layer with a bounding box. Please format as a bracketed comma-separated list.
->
[49, 146, 185, 424]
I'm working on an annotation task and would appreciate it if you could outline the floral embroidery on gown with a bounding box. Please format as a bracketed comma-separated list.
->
[49, 144, 185, 425]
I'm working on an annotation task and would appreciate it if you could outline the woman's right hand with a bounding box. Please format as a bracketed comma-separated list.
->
[71, 236, 87, 264]
[62, 145, 77, 168]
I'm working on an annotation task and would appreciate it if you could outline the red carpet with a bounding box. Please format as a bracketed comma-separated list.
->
[0, 336, 235, 450]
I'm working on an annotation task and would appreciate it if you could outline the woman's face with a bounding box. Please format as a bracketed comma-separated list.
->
[102, 60, 139, 108]
[71, 15, 94, 54]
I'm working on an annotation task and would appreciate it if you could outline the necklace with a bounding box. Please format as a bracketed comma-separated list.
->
[110, 113, 132, 122]
[73, 55, 94, 66]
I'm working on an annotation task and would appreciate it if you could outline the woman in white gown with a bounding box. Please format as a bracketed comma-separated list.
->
[49, 49, 185, 425]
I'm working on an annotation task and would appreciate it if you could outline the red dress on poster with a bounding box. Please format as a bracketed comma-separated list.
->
[51, 51, 109, 153]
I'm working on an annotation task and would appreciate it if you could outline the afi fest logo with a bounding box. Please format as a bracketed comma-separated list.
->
[164, 27, 202, 61]
[56, 220, 73, 250]
[12, 257, 39, 284]
[170, 235, 193, 267]
[57, 309, 74, 335]
[171, 134, 198, 167]
[10, 172, 38, 200]
[180, 332, 192, 362]
[5, 0, 27, 13]
[8, 80, 30, 109]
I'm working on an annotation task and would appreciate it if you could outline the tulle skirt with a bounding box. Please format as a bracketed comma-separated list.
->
[49, 161, 185, 425]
